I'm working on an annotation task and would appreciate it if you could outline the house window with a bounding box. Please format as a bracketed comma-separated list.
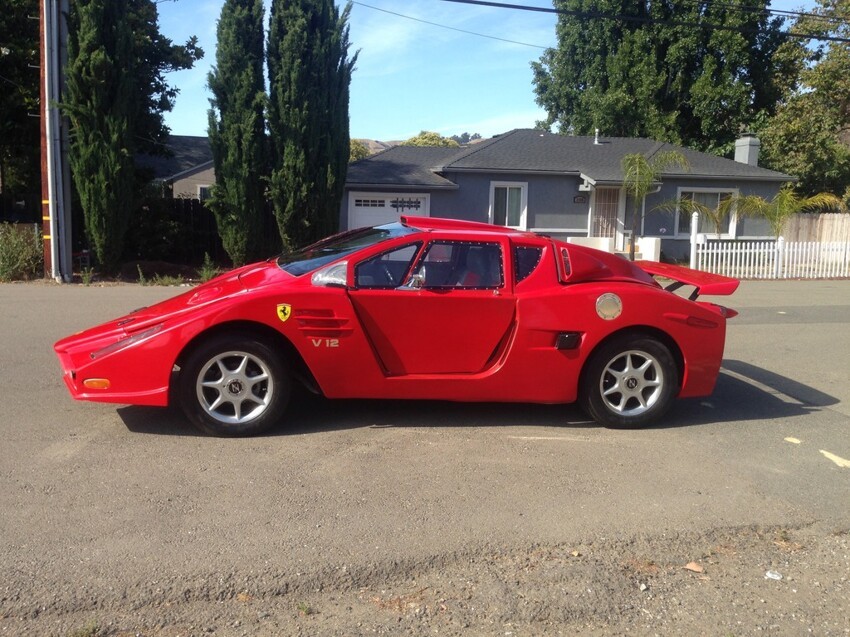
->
[490, 182, 527, 229]
[354, 199, 386, 208]
[677, 189, 737, 238]
[198, 185, 212, 202]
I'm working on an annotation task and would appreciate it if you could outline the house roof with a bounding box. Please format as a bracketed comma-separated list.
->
[136, 135, 213, 181]
[346, 128, 793, 188]
[346, 146, 460, 189]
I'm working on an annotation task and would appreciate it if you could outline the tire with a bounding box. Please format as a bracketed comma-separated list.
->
[580, 335, 678, 429]
[179, 334, 291, 436]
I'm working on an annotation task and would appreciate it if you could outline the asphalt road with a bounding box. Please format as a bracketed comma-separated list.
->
[0, 279, 848, 635]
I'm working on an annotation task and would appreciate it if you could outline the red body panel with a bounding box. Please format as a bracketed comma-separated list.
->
[54, 218, 738, 413]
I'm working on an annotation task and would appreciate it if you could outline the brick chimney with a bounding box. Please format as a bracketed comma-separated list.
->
[735, 133, 760, 166]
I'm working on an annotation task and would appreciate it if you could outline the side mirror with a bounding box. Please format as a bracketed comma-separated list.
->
[403, 266, 426, 289]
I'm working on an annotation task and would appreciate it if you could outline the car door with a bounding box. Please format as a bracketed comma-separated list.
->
[348, 239, 515, 375]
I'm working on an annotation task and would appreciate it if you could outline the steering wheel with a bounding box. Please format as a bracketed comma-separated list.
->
[380, 264, 395, 286]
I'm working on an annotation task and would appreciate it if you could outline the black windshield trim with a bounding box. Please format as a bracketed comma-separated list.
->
[277, 223, 416, 276]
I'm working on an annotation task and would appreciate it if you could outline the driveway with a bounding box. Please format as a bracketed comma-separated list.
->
[1, 279, 848, 636]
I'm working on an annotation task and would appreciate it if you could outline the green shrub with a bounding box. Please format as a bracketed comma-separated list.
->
[0, 223, 43, 281]
[137, 264, 183, 286]
[199, 252, 221, 282]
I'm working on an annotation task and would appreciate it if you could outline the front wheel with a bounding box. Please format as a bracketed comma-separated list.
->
[580, 336, 678, 429]
[180, 334, 291, 436]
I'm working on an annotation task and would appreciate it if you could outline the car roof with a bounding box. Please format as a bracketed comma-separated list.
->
[400, 215, 539, 240]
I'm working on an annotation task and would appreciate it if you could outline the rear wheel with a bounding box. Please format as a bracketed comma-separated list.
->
[580, 335, 678, 429]
[180, 334, 290, 436]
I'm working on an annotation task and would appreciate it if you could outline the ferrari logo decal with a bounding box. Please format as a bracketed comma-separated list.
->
[276, 304, 292, 323]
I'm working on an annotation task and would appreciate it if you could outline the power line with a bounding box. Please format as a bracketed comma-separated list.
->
[351, 1, 548, 49]
[680, 0, 846, 27]
[438, 0, 850, 44]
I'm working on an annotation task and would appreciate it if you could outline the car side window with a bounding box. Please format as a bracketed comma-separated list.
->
[355, 244, 420, 288]
[411, 241, 503, 289]
[514, 245, 543, 284]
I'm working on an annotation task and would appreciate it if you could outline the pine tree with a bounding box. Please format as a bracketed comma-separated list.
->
[267, 0, 357, 250]
[208, 0, 268, 266]
[64, 0, 136, 274]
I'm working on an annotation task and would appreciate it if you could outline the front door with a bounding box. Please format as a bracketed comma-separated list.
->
[348, 240, 515, 375]
[591, 187, 621, 239]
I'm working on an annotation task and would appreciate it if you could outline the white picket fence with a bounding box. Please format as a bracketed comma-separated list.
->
[687, 212, 850, 279]
[692, 237, 850, 279]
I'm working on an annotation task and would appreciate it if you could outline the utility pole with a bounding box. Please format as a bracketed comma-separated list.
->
[40, 0, 72, 282]
[39, 0, 50, 276]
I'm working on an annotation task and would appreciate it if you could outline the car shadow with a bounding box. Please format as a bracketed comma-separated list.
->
[117, 360, 838, 437]
[659, 359, 838, 428]
[117, 404, 204, 437]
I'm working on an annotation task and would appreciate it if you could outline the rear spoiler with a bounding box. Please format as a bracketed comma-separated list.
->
[635, 261, 739, 300]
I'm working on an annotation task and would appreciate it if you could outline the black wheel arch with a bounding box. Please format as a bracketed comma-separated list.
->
[170, 321, 321, 405]
[579, 326, 684, 395]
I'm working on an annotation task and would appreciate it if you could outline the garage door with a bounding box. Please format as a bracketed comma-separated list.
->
[349, 193, 429, 229]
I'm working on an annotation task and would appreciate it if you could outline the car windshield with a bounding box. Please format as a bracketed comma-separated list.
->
[277, 222, 416, 276]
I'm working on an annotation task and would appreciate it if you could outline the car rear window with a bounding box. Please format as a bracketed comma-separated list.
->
[277, 223, 415, 276]
[514, 245, 543, 284]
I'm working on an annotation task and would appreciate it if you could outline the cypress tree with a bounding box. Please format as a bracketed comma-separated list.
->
[267, 0, 357, 250]
[64, 0, 135, 274]
[208, 0, 268, 266]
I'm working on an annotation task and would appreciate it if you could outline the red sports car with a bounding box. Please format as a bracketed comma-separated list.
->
[55, 216, 738, 436]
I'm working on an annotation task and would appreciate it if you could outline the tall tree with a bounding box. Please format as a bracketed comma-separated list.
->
[127, 0, 204, 158]
[64, 0, 202, 271]
[532, 0, 786, 153]
[758, 1, 850, 197]
[267, 0, 357, 250]
[208, 0, 267, 266]
[0, 0, 39, 198]
[64, 0, 136, 273]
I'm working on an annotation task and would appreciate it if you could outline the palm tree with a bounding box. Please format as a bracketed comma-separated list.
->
[622, 151, 689, 260]
[735, 186, 842, 237]
[656, 194, 738, 239]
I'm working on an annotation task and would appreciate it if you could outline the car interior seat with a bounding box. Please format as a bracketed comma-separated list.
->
[453, 246, 500, 287]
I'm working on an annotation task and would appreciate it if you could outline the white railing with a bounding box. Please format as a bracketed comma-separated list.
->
[689, 213, 850, 280]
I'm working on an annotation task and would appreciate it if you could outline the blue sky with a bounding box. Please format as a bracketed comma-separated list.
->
[158, 0, 815, 142]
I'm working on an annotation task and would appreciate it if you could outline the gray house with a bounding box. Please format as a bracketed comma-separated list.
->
[137, 135, 214, 200]
[342, 129, 793, 260]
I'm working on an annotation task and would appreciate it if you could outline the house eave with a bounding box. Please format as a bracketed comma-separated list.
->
[438, 167, 583, 177]
[345, 182, 459, 191]
[662, 173, 795, 183]
[164, 159, 215, 183]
